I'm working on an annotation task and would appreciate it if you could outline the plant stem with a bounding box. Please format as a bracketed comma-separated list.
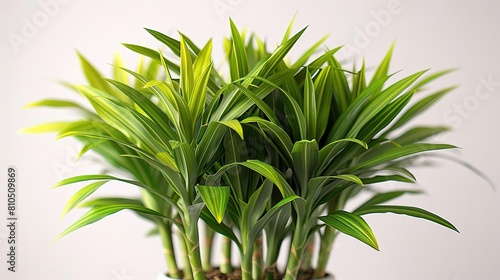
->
[313, 226, 336, 278]
[220, 235, 233, 274]
[284, 224, 307, 280]
[241, 248, 254, 280]
[264, 241, 280, 280]
[158, 223, 181, 278]
[301, 235, 315, 271]
[202, 225, 214, 271]
[253, 235, 264, 280]
[179, 231, 194, 280]
[185, 232, 205, 280]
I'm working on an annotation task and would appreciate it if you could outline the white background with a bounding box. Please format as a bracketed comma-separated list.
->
[1, 0, 499, 279]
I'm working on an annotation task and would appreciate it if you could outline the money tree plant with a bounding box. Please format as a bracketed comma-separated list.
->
[26, 19, 469, 280]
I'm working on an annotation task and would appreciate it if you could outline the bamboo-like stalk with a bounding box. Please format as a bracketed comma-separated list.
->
[313, 226, 336, 278]
[252, 235, 264, 279]
[158, 223, 181, 278]
[301, 235, 315, 272]
[220, 235, 233, 274]
[284, 224, 308, 280]
[263, 240, 280, 280]
[179, 231, 194, 280]
[202, 225, 214, 271]
[241, 247, 255, 280]
[185, 232, 205, 280]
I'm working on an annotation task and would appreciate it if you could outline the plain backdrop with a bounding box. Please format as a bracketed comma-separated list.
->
[1, 1, 499, 279]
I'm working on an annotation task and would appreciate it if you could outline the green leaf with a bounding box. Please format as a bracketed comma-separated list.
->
[24, 99, 91, 113]
[292, 140, 319, 195]
[389, 86, 456, 132]
[249, 195, 300, 243]
[77, 52, 113, 93]
[52, 174, 180, 212]
[313, 66, 334, 139]
[354, 191, 421, 213]
[303, 70, 317, 139]
[351, 143, 456, 172]
[122, 43, 180, 74]
[370, 43, 394, 86]
[61, 181, 108, 217]
[200, 209, 241, 248]
[319, 211, 379, 250]
[241, 116, 293, 164]
[172, 142, 197, 189]
[180, 35, 195, 102]
[197, 185, 230, 223]
[78, 197, 144, 207]
[190, 59, 212, 119]
[393, 126, 450, 146]
[229, 19, 249, 80]
[21, 122, 72, 134]
[361, 175, 415, 185]
[409, 69, 456, 92]
[209, 160, 294, 198]
[112, 53, 129, 84]
[348, 71, 426, 139]
[318, 138, 368, 173]
[145, 28, 182, 56]
[218, 120, 244, 140]
[55, 204, 167, 241]
[355, 205, 459, 232]
[259, 26, 307, 78]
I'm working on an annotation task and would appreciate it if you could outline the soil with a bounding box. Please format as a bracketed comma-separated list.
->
[203, 268, 329, 280]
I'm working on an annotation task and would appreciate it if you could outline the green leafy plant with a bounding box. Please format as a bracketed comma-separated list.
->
[26, 19, 479, 280]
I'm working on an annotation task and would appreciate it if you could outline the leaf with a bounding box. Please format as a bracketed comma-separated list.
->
[292, 140, 319, 195]
[55, 204, 167, 241]
[354, 191, 421, 213]
[172, 142, 197, 188]
[229, 19, 249, 80]
[306, 174, 364, 202]
[393, 126, 450, 146]
[61, 181, 108, 217]
[145, 28, 182, 56]
[303, 70, 317, 139]
[259, 26, 307, 78]
[317, 138, 368, 173]
[389, 86, 456, 132]
[197, 185, 230, 223]
[249, 195, 301, 243]
[409, 69, 456, 92]
[354, 205, 459, 232]
[122, 43, 180, 74]
[24, 99, 91, 113]
[218, 120, 244, 140]
[348, 71, 426, 139]
[314, 66, 333, 139]
[190, 62, 213, 120]
[241, 116, 293, 164]
[21, 122, 72, 134]
[106, 79, 179, 142]
[208, 160, 294, 198]
[78, 197, 144, 207]
[112, 53, 129, 84]
[361, 175, 415, 185]
[200, 209, 241, 248]
[52, 174, 180, 212]
[180, 35, 195, 103]
[350, 143, 456, 172]
[370, 43, 394, 86]
[319, 211, 379, 250]
[77, 52, 113, 93]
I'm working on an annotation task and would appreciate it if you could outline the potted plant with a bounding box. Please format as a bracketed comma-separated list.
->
[26, 19, 477, 280]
